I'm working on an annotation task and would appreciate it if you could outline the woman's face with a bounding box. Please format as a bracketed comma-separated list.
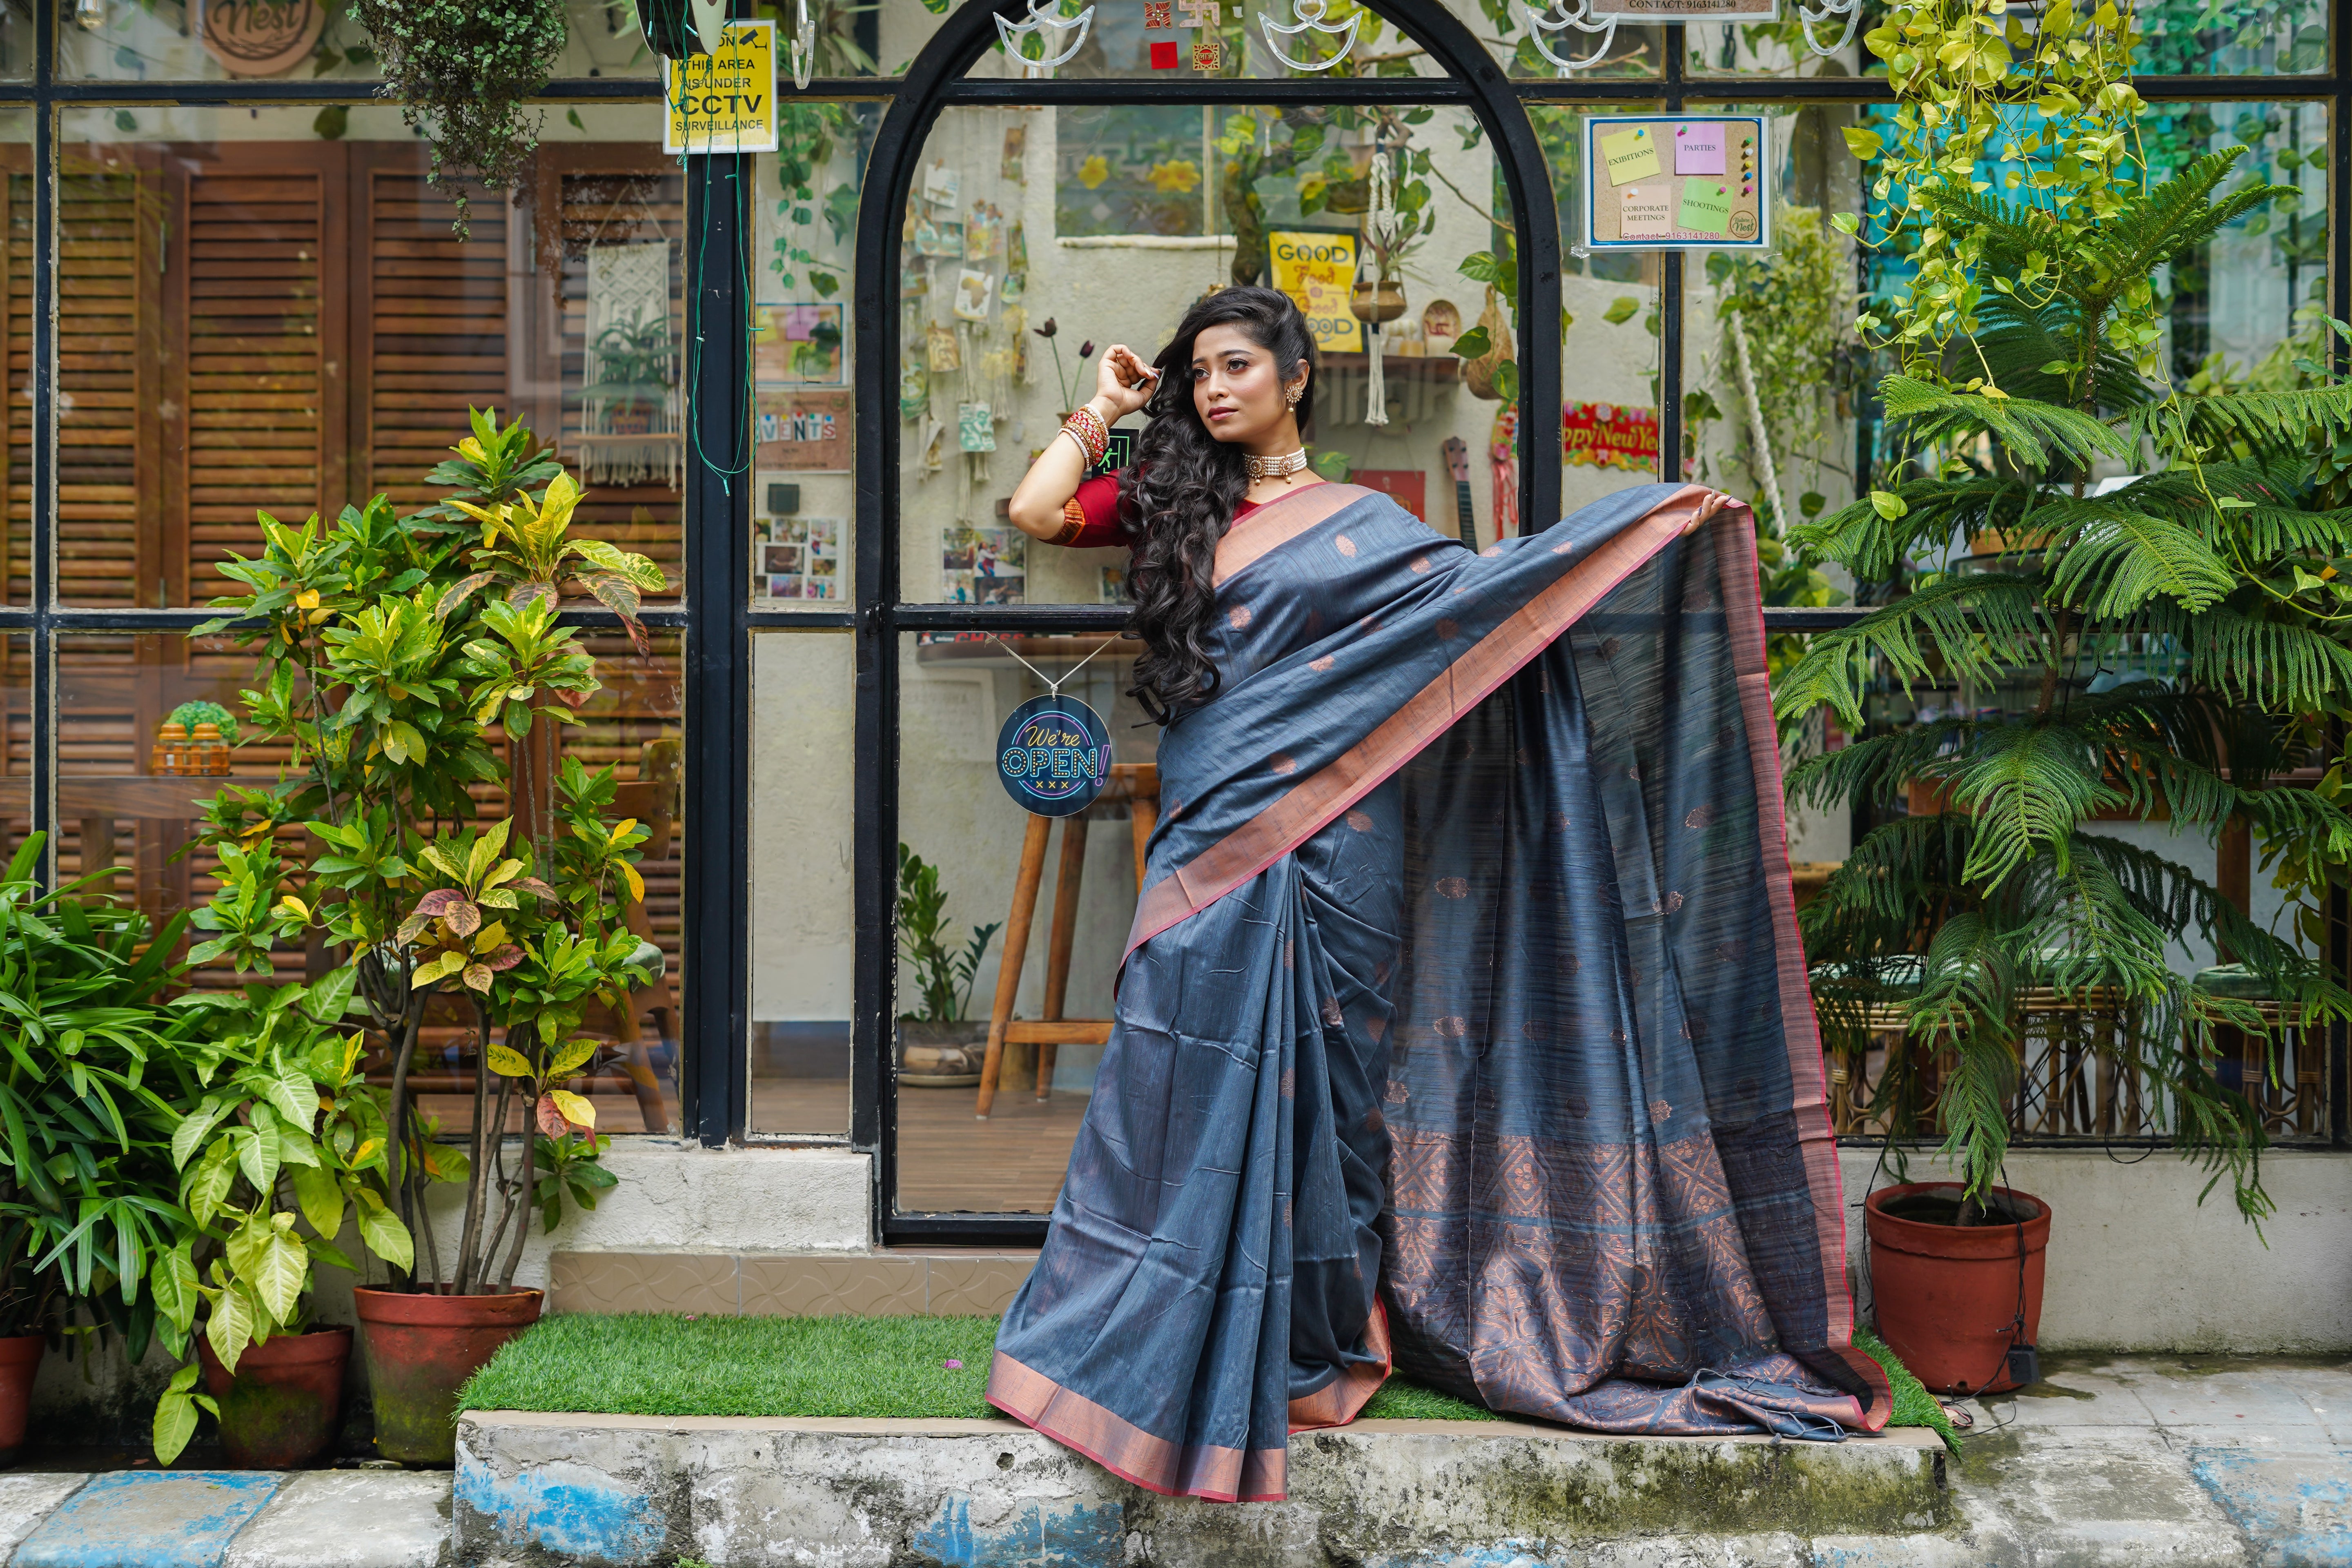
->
[1189, 322, 1297, 445]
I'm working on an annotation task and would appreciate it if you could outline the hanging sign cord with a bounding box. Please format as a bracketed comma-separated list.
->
[984, 630, 1112, 697]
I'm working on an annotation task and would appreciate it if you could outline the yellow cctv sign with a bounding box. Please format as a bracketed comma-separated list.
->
[665, 21, 779, 154]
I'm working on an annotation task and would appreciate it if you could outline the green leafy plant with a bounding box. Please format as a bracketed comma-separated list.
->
[0, 835, 198, 1353]
[583, 311, 677, 420]
[191, 409, 666, 1301]
[1787, 0, 2352, 1223]
[351, 0, 569, 238]
[165, 699, 240, 746]
[897, 846, 1000, 1025]
[149, 973, 419, 1464]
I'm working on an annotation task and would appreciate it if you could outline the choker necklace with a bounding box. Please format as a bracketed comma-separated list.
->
[1244, 448, 1310, 483]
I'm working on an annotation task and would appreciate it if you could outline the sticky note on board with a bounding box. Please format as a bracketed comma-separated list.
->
[1673, 122, 1726, 176]
[1678, 182, 1733, 236]
[1619, 185, 1671, 239]
[1599, 127, 1660, 186]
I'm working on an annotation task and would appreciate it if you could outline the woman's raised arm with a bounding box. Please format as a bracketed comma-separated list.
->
[1005, 344, 1158, 541]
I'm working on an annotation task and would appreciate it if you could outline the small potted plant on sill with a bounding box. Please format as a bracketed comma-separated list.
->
[189, 409, 669, 1462]
[582, 310, 677, 441]
[895, 846, 1001, 1088]
[150, 973, 420, 1470]
[1787, 0, 2352, 1395]
[0, 835, 198, 1464]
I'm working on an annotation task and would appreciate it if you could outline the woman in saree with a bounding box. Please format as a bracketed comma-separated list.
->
[989, 286, 1887, 1503]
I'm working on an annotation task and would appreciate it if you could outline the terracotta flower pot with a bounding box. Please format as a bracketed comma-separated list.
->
[1866, 1181, 2050, 1396]
[196, 1325, 352, 1470]
[353, 1287, 542, 1464]
[0, 1334, 43, 1461]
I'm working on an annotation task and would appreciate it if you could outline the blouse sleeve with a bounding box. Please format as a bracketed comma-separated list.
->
[1052, 474, 1131, 548]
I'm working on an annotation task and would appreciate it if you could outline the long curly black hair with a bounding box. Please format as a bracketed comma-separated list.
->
[1120, 286, 1317, 725]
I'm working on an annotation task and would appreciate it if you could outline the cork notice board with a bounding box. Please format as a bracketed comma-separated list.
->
[1582, 115, 1771, 253]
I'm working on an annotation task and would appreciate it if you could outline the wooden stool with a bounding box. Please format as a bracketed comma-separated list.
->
[976, 762, 1158, 1118]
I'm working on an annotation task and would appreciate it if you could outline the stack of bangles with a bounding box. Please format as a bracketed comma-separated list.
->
[1062, 405, 1109, 467]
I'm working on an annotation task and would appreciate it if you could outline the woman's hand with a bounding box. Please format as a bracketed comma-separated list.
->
[1091, 344, 1158, 421]
[1680, 488, 1732, 537]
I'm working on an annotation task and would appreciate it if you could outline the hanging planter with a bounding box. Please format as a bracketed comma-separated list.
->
[352, 0, 570, 239]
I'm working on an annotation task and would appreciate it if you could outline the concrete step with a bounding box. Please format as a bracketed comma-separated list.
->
[546, 1248, 1040, 1317]
[454, 1411, 1951, 1566]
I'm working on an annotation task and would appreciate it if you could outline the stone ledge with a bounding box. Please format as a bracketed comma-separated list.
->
[454, 1410, 1950, 1567]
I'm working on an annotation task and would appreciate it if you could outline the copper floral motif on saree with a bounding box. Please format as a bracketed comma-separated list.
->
[987, 480, 1888, 1502]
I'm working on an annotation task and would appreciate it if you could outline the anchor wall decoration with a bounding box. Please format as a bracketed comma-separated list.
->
[995, 0, 1096, 75]
[1257, 0, 1359, 71]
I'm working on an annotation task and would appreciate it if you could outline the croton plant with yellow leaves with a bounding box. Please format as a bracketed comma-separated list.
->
[186, 408, 669, 1313]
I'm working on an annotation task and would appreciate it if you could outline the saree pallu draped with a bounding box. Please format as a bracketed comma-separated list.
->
[989, 481, 1888, 1503]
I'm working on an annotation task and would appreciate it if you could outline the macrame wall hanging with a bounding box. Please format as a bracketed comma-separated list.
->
[1356, 148, 1400, 427]
[580, 242, 682, 489]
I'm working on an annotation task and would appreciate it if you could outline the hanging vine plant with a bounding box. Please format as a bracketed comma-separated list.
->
[354, 0, 570, 238]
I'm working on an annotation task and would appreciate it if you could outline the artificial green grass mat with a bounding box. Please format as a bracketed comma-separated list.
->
[458, 1312, 1492, 1422]
[459, 1312, 1948, 1444]
[1856, 1327, 1961, 1454]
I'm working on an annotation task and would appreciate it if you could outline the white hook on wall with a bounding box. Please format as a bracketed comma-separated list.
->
[1520, 0, 1620, 75]
[1796, 0, 1861, 58]
[789, 0, 817, 88]
[994, 0, 1096, 76]
[1258, 0, 1360, 72]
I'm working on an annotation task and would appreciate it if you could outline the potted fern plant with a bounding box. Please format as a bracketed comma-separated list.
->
[895, 846, 1001, 1089]
[1789, 0, 2352, 1394]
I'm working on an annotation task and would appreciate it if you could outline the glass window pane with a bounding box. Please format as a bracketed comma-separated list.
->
[752, 104, 875, 609]
[1432, 0, 1659, 77]
[1532, 106, 1668, 497]
[894, 630, 1147, 1214]
[900, 100, 1527, 603]
[1677, 105, 1867, 523]
[58, 624, 684, 1138]
[60, 0, 663, 82]
[0, 109, 27, 605]
[2141, 0, 2327, 76]
[56, 105, 682, 609]
[749, 631, 855, 1137]
[753, 0, 943, 75]
[0, 637, 25, 862]
[1679, 18, 1871, 78]
[2147, 102, 2330, 385]
[963, 2, 1457, 79]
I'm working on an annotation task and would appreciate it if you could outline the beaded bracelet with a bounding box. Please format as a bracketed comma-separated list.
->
[1061, 405, 1109, 468]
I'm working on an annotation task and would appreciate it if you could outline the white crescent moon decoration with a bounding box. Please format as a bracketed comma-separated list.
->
[994, 0, 1096, 76]
[1258, 0, 1360, 72]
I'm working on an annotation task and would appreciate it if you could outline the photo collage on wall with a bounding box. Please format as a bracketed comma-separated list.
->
[753, 296, 851, 603]
[762, 516, 845, 601]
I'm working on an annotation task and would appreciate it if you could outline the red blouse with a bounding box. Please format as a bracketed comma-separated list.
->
[1056, 473, 1265, 549]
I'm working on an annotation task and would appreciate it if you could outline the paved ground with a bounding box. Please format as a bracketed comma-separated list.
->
[2, 1354, 2347, 1566]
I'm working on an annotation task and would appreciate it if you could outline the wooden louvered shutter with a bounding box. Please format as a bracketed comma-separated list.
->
[56, 148, 159, 610]
[351, 143, 516, 509]
[167, 145, 347, 608]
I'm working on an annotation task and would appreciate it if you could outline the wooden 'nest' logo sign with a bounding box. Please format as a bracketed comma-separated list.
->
[201, 0, 327, 77]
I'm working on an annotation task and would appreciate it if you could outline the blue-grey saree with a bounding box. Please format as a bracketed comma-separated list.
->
[988, 481, 1888, 1502]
